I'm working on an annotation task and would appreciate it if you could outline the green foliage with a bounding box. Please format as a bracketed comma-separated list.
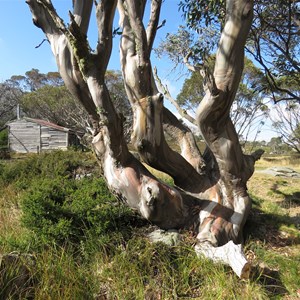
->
[0, 150, 137, 247]
[11, 68, 63, 91]
[271, 102, 300, 153]
[0, 83, 21, 126]
[248, 1, 300, 102]
[21, 176, 134, 245]
[0, 150, 93, 189]
[177, 70, 205, 109]
[155, 25, 219, 68]
[1, 151, 300, 298]
[21, 84, 89, 134]
[294, 123, 300, 142]
[19, 69, 131, 139]
[176, 57, 269, 142]
[0, 150, 145, 251]
[0, 128, 8, 155]
[179, 0, 226, 29]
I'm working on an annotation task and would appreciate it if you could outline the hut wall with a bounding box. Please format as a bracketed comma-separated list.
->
[8, 119, 40, 153]
[40, 126, 68, 151]
[8, 119, 70, 153]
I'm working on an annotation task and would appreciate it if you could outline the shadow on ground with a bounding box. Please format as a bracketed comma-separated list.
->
[244, 202, 300, 297]
[270, 182, 300, 208]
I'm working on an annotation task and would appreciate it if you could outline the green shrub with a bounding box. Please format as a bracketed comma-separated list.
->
[1, 150, 145, 250]
[0, 128, 9, 159]
[21, 176, 136, 246]
[0, 128, 8, 148]
[0, 150, 96, 188]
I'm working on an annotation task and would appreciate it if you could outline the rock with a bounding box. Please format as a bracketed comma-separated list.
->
[258, 167, 300, 178]
[147, 229, 181, 246]
[75, 173, 92, 180]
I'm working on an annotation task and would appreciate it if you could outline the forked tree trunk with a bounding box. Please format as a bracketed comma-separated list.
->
[26, 0, 263, 278]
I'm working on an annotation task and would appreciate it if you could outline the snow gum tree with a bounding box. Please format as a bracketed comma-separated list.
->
[26, 0, 264, 278]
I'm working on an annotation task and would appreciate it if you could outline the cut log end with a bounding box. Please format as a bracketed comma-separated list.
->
[240, 261, 251, 280]
[195, 240, 251, 279]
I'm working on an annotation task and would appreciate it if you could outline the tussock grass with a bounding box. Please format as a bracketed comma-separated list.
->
[0, 151, 299, 299]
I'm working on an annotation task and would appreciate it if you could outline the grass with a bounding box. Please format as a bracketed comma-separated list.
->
[255, 154, 300, 172]
[245, 154, 300, 299]
[0, 151, 299, 299]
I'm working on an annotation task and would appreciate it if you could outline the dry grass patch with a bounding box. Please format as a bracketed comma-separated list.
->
[256, 155, 300, 172]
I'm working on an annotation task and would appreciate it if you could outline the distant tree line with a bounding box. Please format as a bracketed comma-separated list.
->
[0, 69, 131, 144]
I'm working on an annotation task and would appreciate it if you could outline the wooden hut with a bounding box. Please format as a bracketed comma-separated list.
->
[7, 118, 80, 153]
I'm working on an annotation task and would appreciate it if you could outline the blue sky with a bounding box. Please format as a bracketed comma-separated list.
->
[0, 0, 183, 86]
[0, 0, 54, 81]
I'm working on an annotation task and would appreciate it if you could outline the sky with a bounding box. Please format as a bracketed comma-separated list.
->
[0, 0, 277, 141]
[0, 0, 183, 83]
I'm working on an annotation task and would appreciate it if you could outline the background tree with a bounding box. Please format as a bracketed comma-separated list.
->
[174, 58, 269, 145]
[0, 81, 22, 127]
[21, 70, 130, 139]
[21, 84, 92, 135]
[247, 0, 300, 103]
[0, 68, 131, 141]
[267, 137, 286, 154]
[179, 0, 300, 103]
[10, 68, 64, 91]
[0, 69, 62, 127]
[27, 0, 263, 278]
[105, 70, 132, 141]
[271, 102, 300, 153]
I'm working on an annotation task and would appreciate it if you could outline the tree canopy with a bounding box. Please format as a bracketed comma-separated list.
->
[178, 0, 300, 103]
[271, 101, 300, 153]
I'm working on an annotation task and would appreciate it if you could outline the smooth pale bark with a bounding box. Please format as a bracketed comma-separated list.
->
[26, 0, 263, 278]
[195, 241, 251, 279]
[195, 0, 261, 247]
[162, 107, 206, 175]
[26, 0, 100, 131]
[118, 0, 209, 190]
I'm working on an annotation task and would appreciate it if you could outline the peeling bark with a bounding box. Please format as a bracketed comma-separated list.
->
[26, 0, 264, 278]
[118, 0, 207, 190]
[194, 0, 261, 248]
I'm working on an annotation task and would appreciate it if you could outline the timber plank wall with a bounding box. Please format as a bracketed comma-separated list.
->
[8, 118, 71, 153]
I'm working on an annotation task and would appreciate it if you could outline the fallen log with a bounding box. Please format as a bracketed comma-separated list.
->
[195, 240, 251, 279]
